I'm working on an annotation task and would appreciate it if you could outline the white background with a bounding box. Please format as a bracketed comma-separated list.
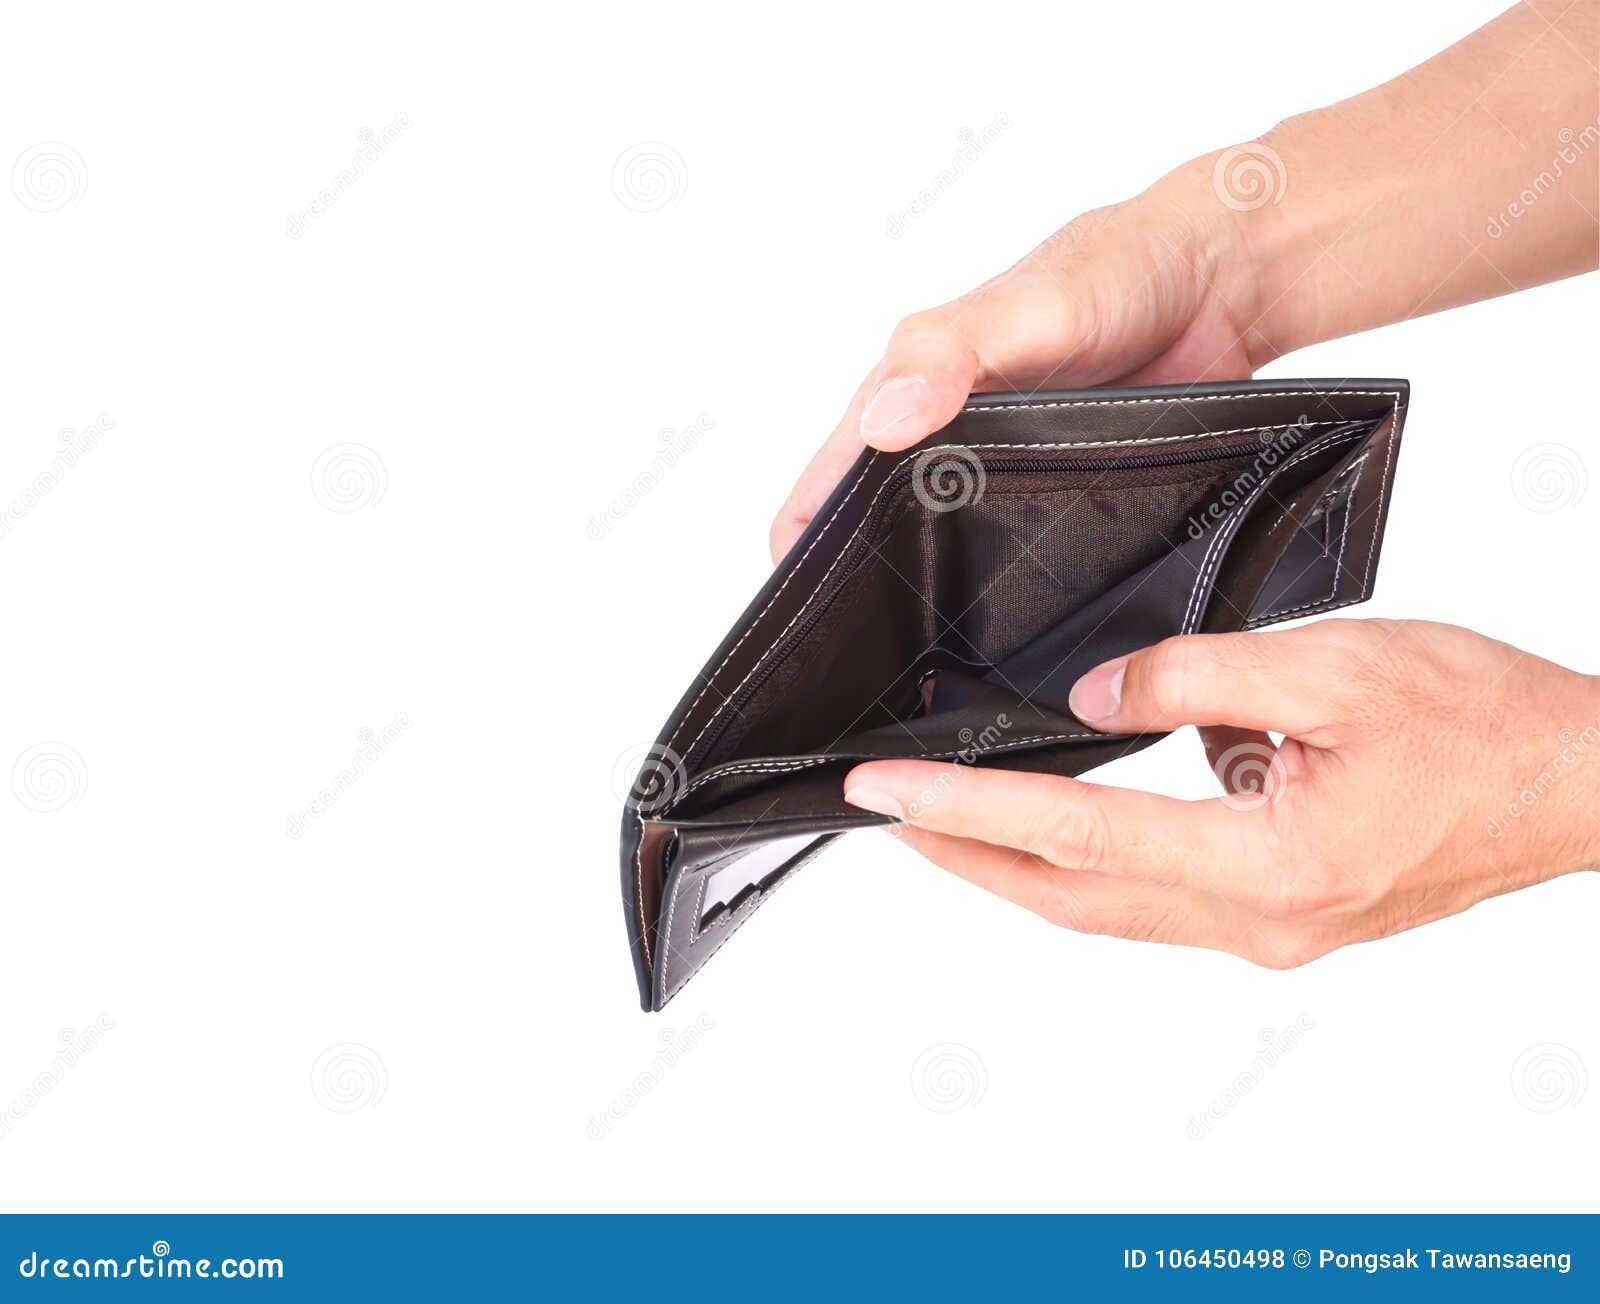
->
[1, 1, 1594, 1212]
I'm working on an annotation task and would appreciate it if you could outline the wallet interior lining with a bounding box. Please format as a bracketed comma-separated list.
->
[666, 419, 1379, 821]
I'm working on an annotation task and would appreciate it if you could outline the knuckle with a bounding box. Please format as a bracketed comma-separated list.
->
[887, 308, 943, 349]
[1139, 638, 1194, 719]
[1038, 879, 1093, 932]
[1245, 929, 1321, 971]
[1035, 800, 1114, 873]
[1036, 876, 1113, 938]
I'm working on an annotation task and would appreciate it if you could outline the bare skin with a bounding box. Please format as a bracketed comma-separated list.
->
[843, 622, 1600, 965]
[774, 2, 1600, 962]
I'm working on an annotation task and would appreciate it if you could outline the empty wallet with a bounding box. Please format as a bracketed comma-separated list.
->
[620, 379, 1409, 1011]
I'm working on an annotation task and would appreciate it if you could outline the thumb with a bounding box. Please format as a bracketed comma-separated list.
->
[1067, 631, 1340, 739]
[769, 269, 1097, 559]
[857, 310, 983, 451]
[860, 274, 1096, 451]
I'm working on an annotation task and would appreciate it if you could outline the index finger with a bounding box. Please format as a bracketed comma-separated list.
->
[843, 759, 1274, 903]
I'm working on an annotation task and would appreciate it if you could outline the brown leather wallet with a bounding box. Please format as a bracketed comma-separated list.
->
[621, 379, 1409, 1010]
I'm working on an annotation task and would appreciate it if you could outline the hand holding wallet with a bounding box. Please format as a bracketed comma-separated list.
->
[620, 380, 1408, 1010]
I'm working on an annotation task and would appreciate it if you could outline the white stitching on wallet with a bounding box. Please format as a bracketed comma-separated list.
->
[1358, 404, 1400, 595]
[965, 390, 1405, 413]
[1245, 401, 1401, 628]
[637, 388, 1404, 992]
[673, 417, 1364, 770]
[661, 398, 1402, 771]
[662, 833, 830, 1000]
[674, 729, 1110, 800]
[1181, 429, 1370, 635]
[1253, 451, 1370, 621]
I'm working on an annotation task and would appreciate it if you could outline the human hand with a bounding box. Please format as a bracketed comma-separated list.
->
[770, 3, 1598, 565]
[769, 165, 1265, 562]
[841, 620, 1600, 967]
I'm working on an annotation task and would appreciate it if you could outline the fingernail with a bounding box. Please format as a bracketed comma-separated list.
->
[1069, 657, 1126, 723]
[844, 787, 905, 820]
[859, 376, 928, 440]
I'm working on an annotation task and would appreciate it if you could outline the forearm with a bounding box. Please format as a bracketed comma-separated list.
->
[1172, 1, 1599, 363]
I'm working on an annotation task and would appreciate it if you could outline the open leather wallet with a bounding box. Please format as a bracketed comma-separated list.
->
[620, 379, 1409, 1011]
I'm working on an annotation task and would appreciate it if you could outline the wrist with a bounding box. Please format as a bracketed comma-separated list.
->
[1494, 672, 1600, 883]
[1158, 110, 1368, 366]
[1562, 675, 1600, 875]
[1136, 156, 1279, 369]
